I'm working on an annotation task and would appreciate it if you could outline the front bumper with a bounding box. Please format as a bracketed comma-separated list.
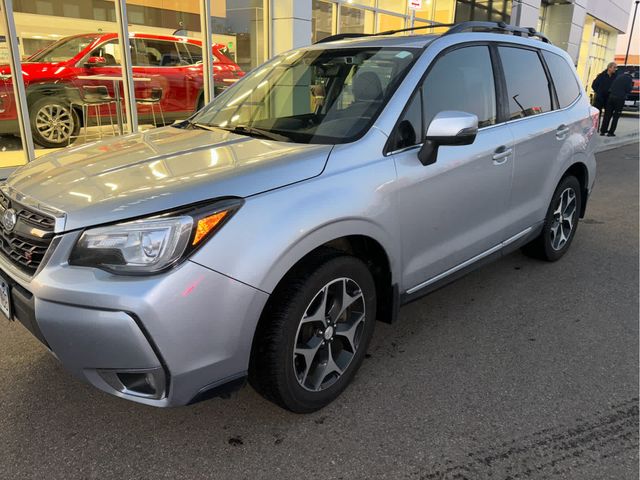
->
[1, 230, 269, 407]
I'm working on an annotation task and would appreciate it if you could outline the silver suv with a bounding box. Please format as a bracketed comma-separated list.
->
[0, 22, 597, 412]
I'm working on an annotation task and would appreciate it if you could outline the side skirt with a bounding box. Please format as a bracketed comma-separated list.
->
[400, 223, 543, 306]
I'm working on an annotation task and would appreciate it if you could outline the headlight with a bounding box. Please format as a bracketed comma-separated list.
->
[69, 199, 242, 274]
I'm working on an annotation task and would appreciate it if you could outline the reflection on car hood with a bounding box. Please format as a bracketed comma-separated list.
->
[6, 126, 332, 231]
[0, 61, 67, 79]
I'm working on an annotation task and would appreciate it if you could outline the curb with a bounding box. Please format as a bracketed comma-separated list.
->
[594, 133, 639, 153]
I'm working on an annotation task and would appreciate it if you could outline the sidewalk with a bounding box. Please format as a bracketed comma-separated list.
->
[595, 112, 639, 152]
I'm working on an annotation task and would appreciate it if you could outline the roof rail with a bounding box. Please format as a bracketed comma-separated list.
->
[314, 23, 456, 44]
[443, 21, 551, 43]
[313, 21, 550, 45]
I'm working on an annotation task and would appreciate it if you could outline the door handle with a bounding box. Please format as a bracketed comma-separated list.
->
[492, 146, 512, 165]
[556, 124, 570, 140]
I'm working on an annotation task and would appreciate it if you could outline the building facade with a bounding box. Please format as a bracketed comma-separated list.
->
[0, 0, 634, 168]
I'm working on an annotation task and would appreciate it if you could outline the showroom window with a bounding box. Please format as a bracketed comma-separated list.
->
[0, 0, 268, 169]
[454, 0, 510, 23]
[576, 17, 618, 90]
[340, 4, 375, 35]
[312, 0, 335, 43]
[312, 0, 455, 42]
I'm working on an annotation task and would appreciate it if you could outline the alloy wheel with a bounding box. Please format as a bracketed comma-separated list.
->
[550, 187, 577, 251]
[293, 277, 366, 392]
[35, 103, 74, 144]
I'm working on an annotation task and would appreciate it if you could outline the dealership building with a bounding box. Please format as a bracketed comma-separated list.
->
[0, 0, 635, 169]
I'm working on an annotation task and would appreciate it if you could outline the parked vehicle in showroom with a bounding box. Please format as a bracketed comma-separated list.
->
[0, 21, 597, 413]
[616, 64, 639, 110]
[0, 32, 244, 147]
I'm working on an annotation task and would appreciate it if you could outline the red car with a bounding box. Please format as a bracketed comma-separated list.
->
[0, 32, 244, 148]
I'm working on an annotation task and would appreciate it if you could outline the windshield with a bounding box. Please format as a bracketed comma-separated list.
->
[191, 47, 419, 144]
[28, 35, 99, 63]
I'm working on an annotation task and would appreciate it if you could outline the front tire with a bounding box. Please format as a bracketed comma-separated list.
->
[249, 251, 377, 413]
[522, 175, 582, 261]
[29, 96, 80, 148]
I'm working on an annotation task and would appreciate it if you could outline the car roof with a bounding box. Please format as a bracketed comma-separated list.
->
[63, 32, 227, 49]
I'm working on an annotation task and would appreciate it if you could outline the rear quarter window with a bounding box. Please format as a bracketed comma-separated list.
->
[542, 50, 581, 108]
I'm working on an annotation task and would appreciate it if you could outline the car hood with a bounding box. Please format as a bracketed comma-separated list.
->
[6, 126, 332, 231]
[0, 61, 66, 80]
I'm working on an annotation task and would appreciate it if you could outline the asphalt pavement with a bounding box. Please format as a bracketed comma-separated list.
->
[0, 143, 638, 480]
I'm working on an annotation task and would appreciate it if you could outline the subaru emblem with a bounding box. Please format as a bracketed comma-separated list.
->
[2, 208, 16, 232]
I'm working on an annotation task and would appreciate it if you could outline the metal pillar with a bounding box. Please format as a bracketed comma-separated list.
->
[199, 0, 214, 104]
[264, 0, 271, 61]
[114, 0, 137, 133]
[0, 0, 35, 162]
[624, 1, 639, 66]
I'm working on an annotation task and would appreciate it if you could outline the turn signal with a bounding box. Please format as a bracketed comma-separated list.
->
[193, 211, 229, 245]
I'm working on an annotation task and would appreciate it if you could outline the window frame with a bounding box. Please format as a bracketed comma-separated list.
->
[540, 50, 582, 109]
[384, 41, 506, 156]
[494, 43, 558, 121]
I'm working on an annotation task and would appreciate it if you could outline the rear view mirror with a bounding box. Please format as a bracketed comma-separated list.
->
[418, 111, 478, 166]
[85, 56, 107, 68]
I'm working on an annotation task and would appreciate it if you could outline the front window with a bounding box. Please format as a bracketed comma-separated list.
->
[27, 34, 98, 63]
[191, 47, 419, 144]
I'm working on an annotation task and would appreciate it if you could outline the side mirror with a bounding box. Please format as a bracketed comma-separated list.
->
[418, 111, 478, 166]
[85, 56, 107, 68]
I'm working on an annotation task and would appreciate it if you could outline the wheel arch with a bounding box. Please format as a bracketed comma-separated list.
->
[561, 161, 589, 218]
[26, 82, 84, 126]
[257, 226, 400, 326]
[254, 218, 400, 302]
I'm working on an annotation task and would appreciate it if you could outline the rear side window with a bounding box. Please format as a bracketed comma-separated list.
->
[186, 43, 205, 63]
[499, 46, 552, 119]
[542, 50, 581, 108]
[421, 46, 497, 129]
[139, 39, 181, 67]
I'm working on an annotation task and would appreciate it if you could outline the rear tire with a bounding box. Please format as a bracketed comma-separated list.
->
[522, 175, 582, 262]
[249, 250, 377, 413]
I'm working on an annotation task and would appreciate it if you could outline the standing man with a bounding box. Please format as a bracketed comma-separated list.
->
[600, 69, 633, 137]
[591, 62, 617, 129]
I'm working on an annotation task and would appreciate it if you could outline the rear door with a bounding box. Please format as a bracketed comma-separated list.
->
[135, 38, 191, 118]
[391, 44, 515, 291]
[498, 46, 575, 237]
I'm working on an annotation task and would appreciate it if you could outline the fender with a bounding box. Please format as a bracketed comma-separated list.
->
[189, 152, 403, 296]
[253, 217, 400, 294]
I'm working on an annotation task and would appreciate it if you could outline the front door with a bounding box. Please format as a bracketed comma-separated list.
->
[391, 44, 515, 292]
[73, 38, 148, 128]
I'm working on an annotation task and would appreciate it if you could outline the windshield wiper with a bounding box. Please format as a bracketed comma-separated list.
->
[188, 121, 217, 132]
[188, 121, 291, 142]
[219, 125, 292, 142]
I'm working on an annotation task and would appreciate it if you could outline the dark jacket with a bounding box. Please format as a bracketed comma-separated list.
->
[591, 70, 615, 100]
[609, 73, 633, 99]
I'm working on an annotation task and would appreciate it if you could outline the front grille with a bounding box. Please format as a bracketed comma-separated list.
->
[0, 191, 56, 276]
